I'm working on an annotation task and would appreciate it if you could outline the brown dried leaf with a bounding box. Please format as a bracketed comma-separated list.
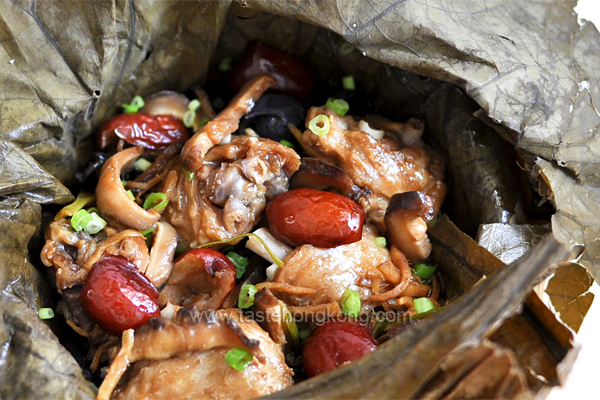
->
[545, 263, 595, 333]
[429, 216, 574, 393]
[418, 341, 532, 400]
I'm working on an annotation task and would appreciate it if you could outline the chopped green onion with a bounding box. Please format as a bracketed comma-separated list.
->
[176, 242, 188, 256]
[299, 328, 312, 342]
[219, 58, 232, 71]
[413, 297, 435, 314]
[238, 284, 257, 309]
[412, 263, 437, 281]
[143, 192, 168, 211]
[86, 207, 99, 214]
[342, 75, 356, 90]
[412, 306, 441, 319]
[341, 289, 361, 318]
[122, 95, 145, 114]
[280, 140, 295, 148]
[340, 42, 355, 55]
[326, 98, 350, 116]
[182, 167, 194, 181]
[225, 347, 253, 371]
[371, 315, 388, 338]
[281, 301, 300, 349]
[198, 117, 210, 128]
[71, 209, 106, 234]
[140, 227, 155, 237]
[188, 99, 201, 112]
[199, 233, 284, 268]
[121, 180, 128, 186]
[374, 236, 387, 248]
[56, 192, 95, 220]
[71, 209, 92, 232]
[308, 114, 330, 137]
[85, 212, 107, 234]
[134, 157, 152, 172]
[38, 308, 55, 320]
[126, 190, 135, 201]
[183, 109, 196, 128]
[227, 251, 249, 279]
[183, 97, 202, 128]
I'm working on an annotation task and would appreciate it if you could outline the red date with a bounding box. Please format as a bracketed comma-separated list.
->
[266, 188, 365, 248]
[302, 321, 378, 377]
[229, 42, 315, 100]
[98, 113, 189, 150]
[80, 255, 160, 335]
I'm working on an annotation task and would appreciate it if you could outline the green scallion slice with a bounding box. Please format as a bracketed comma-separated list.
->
[188, 99, 201, 112]
[183, 109, 196, 128]
[341, 288, 361, 318]
[280, 140, 294, 148]
[143, 192, 168, 211]
[413, 297, 435, 314]
[282, 302, 300, 349]
[56, 192, 95, 220]
[412, 263, 437, 281]
[374, 236, 387, 248]
[227, 251, 249, 279]
[299, 328, 312, 342]
[71, 209, 92, 232]
[238, 284, 257, 309]
[140, 227, 155, 237]
[121, 180, 128, 186]
[84, 212, 107, 235]
[198, 117, 210, 128]
[225, 347, 253, 371]
[122, 95, 145, 114]
[219, 58, 232, 72]
[182, 167, 195, 181]
[134, 157, 152, 172]
[326, 98, 350, 116]
[38, 308, 55, 320]
[308, 114, 330, 137]
[342, 75, 356, 90]
[126, 190, 135, 201]
[339, 42, 355, 55]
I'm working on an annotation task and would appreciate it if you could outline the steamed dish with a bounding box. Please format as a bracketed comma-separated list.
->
[41, 43, 446, 400]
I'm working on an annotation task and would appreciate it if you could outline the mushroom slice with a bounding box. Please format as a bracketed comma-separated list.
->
[96, 146, 161, 231]
[181, 74, 277, 172]
[98, 309, 272, 400]
[253, 288, 287, 346]
[289, 157, 364, 201]
[158, 248, 236, 311]
[385, 191, 434, 264]
[129, 309, 261, 363]
[139, 90, 190, 119]
[144, 222, 178, 289]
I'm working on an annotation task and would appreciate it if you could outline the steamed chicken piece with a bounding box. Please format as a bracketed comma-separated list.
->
[163, 137, 300, 248]
[273, 225, 391, 310]
[295, 106, 446, 226]
[41, 219, 149, 290]
[110, 309, 293, 400]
